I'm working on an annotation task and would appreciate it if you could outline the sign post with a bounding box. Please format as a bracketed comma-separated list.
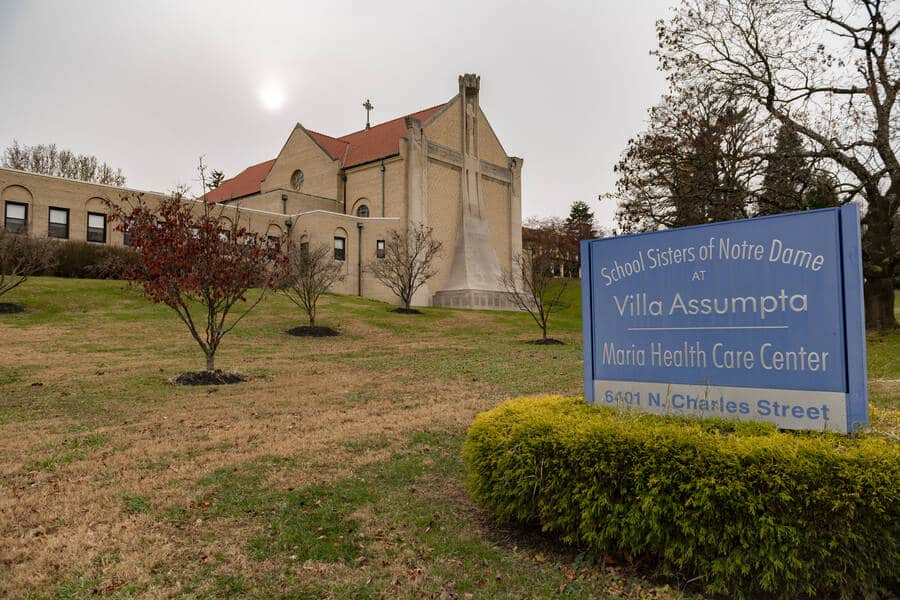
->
[581, 206, 867, 433]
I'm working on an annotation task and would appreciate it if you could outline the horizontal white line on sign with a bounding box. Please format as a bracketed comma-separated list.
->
[627, 325, 789, 331]
[592, 379, 847, 432]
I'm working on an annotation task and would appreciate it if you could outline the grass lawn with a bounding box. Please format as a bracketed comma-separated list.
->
[0, 278, 897, 599]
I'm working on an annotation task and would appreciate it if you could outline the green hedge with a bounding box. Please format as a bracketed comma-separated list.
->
[462, 396, 900, 599]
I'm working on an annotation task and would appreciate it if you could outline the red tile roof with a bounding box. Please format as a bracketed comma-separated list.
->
[335, 104, 445, 168]
[203, 103, 446, 203]
[306, 130, 349, 162]
[202, 159, 276, 204]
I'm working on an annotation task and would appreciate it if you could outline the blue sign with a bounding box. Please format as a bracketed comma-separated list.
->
[581, 206, 867, 433]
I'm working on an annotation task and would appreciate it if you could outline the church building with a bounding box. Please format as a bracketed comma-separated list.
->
[0, 74, 523, 309]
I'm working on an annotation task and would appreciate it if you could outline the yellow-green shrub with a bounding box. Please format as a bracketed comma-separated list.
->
[462, 396, 900, 599]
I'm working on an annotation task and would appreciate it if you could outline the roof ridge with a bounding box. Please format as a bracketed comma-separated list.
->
[201, 158, 276, 203]
[236, 158, 276, 173]
[305, 129, 348, 142]
[306, 129, 351, 161]
[337, 103, 447, 140]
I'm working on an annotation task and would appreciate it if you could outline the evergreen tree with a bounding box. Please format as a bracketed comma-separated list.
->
[209, 170, 225, 189]
[565, 201, 597, 242]
[803, 173, 840, 211]
[758, 124, 809, 215]
[758, 123, 839, 215]
[563, 200, 598, 276]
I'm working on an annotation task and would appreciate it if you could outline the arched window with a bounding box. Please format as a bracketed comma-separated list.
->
[356, 205, 369, 218]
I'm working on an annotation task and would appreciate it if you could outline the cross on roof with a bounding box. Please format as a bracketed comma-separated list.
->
[363, 99, 374, 129]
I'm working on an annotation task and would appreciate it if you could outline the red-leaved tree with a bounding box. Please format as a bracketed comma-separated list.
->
[108, 193, 279, 373]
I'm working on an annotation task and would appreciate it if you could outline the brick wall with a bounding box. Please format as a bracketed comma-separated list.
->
[425, 160, 462, 294]
[261, 126, 340, 200]
[290, 210, 401, 304]
[424, 99, 461, 151]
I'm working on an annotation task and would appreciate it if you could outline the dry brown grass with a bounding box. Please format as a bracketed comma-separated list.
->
[0, 290, 526, 598]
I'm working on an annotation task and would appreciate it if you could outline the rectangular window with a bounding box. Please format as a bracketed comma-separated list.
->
[376, 239, 385, 259]
[48, 207, 69, 239]
[4, 201, 27, 234]
[87, 212, 107, 243]
[334, 236, 346, 261]
[266, 235, 280, 259]
[123, 217, 135, 246]
[300, 241, 309, 259]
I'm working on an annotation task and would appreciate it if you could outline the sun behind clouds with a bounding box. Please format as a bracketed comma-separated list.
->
[258, 80, 285, 112]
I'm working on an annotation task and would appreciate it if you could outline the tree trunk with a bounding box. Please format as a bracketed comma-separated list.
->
[541, 322, 548, 340]
[864, 276, 897, 330]
[206, 353, 215, 371]
[309, 311, 315, 327]
[861, 195, 897, 331]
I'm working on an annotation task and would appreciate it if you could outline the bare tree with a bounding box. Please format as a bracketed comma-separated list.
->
[2, 141, 126, 186]
[368, 223, 442, 312]
[657, 0, 900, 329]
[523, 217, 570, 276]
[500, 241, 570, 343]
[0, 230, 57, 302]
[279, 242, 344, 328]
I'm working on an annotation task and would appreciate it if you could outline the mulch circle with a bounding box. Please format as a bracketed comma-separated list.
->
[0, 303, 25, 314]
[287, 325, 340, 337]
[173, 370, 246, 386]
[527, 338, 565, 345]
[390, 308, 423, 315]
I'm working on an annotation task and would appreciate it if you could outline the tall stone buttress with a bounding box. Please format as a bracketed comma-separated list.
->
[508, 155, 524, 288]
[404, 116, 431, 306]
[432, 74, 520, 310]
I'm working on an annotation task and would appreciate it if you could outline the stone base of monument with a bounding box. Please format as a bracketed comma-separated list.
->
[432, 289, 521, 311]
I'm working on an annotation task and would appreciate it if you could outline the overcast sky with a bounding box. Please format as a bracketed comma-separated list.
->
[0, 0, 673, 229]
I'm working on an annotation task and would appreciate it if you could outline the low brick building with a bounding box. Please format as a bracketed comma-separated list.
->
[1, 74, 522, 308]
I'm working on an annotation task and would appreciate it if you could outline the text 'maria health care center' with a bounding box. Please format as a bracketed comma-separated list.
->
[580, 206, 867, 433]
